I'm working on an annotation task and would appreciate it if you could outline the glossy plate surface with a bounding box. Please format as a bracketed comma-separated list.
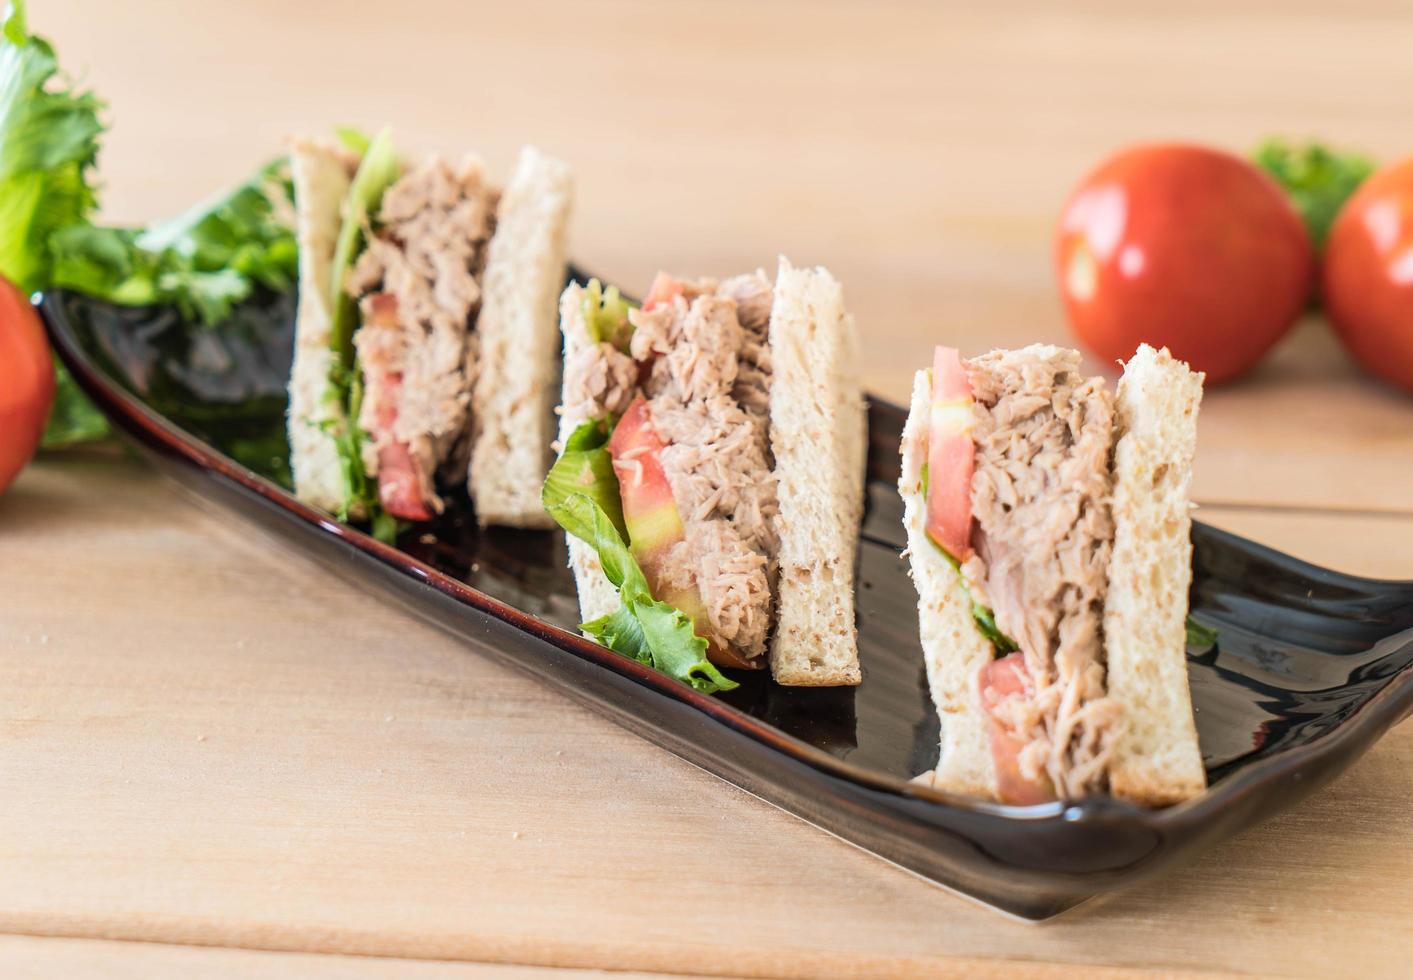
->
[40, 285, 1413, 920]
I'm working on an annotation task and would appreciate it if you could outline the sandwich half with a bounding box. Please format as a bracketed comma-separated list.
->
[286, 132, 571, 538]
[543, 258, 866, 690]
[900, 342, 1205, 805]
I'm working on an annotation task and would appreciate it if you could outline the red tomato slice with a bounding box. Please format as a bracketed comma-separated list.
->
[609, 396, 686, 573]
[377, 442, 433, 521]
[367, 368, 433, 522]
[642, 272, 684, 312]
[925, 346, 975, 561]
[609, 396, 754, 670]
[979, 653, 1056, 805]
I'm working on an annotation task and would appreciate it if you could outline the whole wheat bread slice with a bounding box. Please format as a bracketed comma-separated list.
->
[1104, 344, 1207, 805]
[767, 258, 865, 687]
[900, 369, 998, 796]
[287, 139, 359, 517]
[470, 146, 573, 529]
[556, 282, 622, 629]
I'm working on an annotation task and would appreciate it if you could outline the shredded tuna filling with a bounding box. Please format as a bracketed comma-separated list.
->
[564, 272, 778, 660]
[346, 156, 499, 514]
[959, 347, 1122, 799]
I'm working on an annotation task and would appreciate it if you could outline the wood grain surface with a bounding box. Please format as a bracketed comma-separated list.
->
[4, 0, 1413, 976]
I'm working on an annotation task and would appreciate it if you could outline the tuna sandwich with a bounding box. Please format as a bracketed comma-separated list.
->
[899, 342, 1207, 806]
[542, 259, 867, 693]
[286, 130, 572, 540]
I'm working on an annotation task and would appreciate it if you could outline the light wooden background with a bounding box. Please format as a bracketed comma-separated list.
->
[4, 1, 1413, 977]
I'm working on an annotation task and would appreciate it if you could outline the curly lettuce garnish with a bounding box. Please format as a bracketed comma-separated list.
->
[542, 416, 627, 537]
[1, 0, 106, 444]
[1, 0, 303, 445]
[1254, 138, 1375, 252]
[0, 0, 102, 295]
[543, 419, 736, 694]
[49, 159, 298, 326]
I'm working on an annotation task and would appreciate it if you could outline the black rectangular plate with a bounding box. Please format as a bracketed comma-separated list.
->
[39, 284, 1413, 920]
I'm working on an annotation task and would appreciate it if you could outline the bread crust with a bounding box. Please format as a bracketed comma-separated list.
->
[766, 258, 865, 686]
[470, 146, 573, 529]
[555, 282, 622, 630]
[901, 370, 997, 796]
[1104, 344, 1207, 805]
[287, 139, 360, 517]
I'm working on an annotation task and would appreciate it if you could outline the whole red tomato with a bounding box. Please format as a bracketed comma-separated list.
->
[1055, 144, 1314, 384]
[0, 275, 55, 495]
[1322, 157, 1413, 393]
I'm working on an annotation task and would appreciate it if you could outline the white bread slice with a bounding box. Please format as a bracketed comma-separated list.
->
[767, 258, 864, 687]
[556, 282, 621, 629]
[287, 139, 359, 516]
[470, 146, 573, 529]
[900, 369, 997, 797]
[1105, 344, 1207, 805]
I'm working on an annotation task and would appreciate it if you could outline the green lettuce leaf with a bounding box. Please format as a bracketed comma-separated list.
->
[370, 511, 400, 546]
[581, 604, 650, 664]
[49, 159, 298, 327]
[41, 358, 108, 448]
[547, 490, 648, 597]
[542, 425, 736, 695]
[580, 277, 635, 351]
[0, 1, 108, 446]
[550, 492, 732, 694]
[970, 601, 1019, 655]
[335, 126, 371, 156]
[1254, 138, 1375, 252]
[2, 2, 303, 449]
[2, 0, 22, 41]
[541, 417, 627, 540]
[317, 357, 388, 540]
[583, 593, 733, 694]
[317, 127, 400, 532]
[1185, 615, 1218, 650]
[0, 0, 103, 295]
[329, 127, 399, 368]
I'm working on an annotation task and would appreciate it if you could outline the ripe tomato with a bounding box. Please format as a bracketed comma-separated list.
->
[1322, 157, 1413, 393]
[1055, 144, 1314, 384]
[0, 275, 55, 495]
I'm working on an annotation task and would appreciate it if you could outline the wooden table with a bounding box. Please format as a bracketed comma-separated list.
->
[5, 1, 1413, 976]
